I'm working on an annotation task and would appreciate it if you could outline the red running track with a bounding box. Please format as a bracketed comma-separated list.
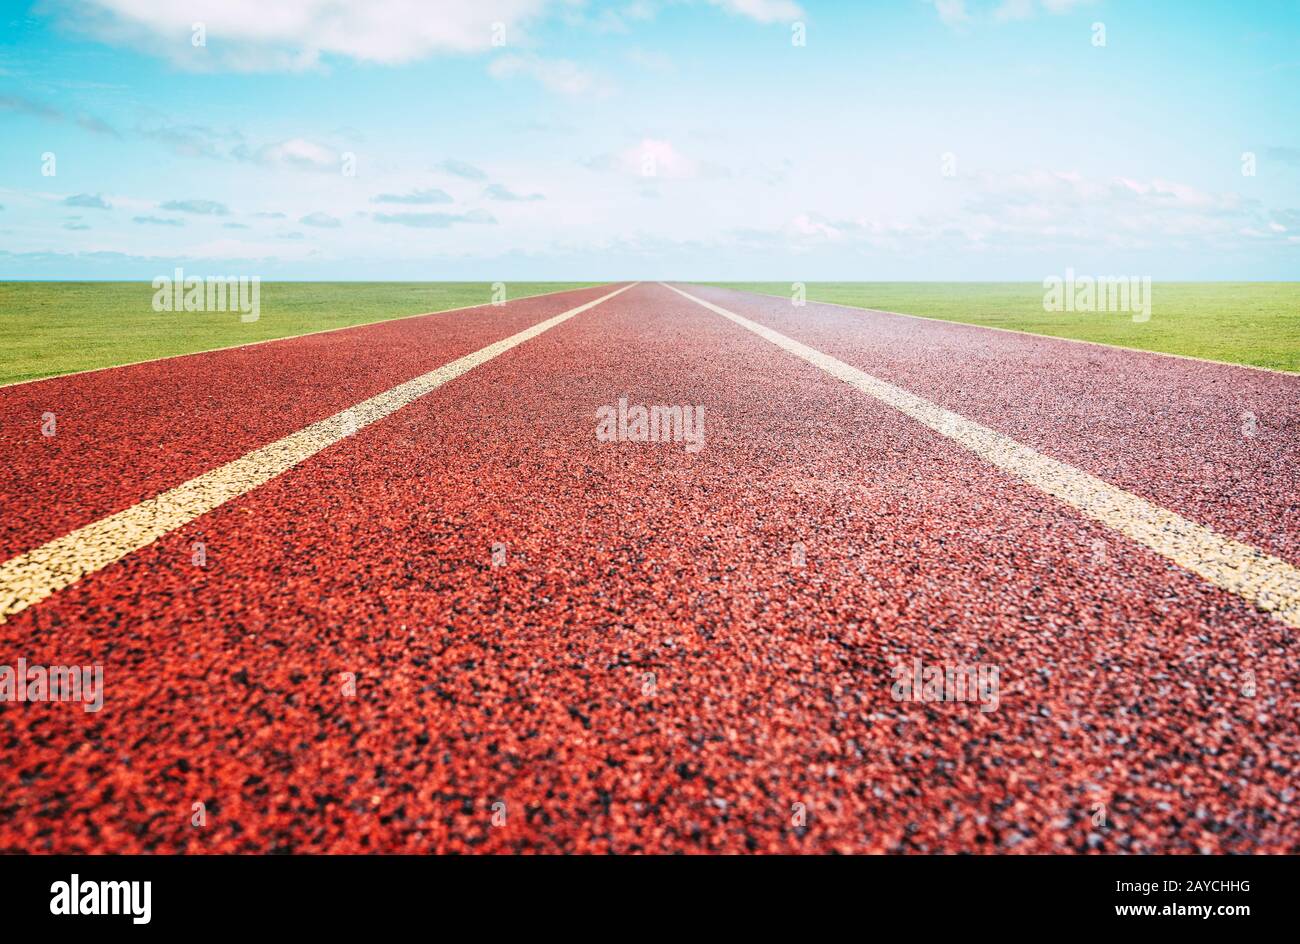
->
[0, 282, 1296, 853]
[676, 284, 1300, 565]
[0, 283, 622, 560]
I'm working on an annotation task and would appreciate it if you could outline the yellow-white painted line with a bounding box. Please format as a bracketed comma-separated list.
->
[664, 282, 1300, 629]
[0, 282, 612, 391]
[0, 282, 637, 623]
[707, 284, 1296, 376]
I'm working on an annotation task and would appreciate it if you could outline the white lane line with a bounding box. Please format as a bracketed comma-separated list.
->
[0, 283, 638, 623]
[664, 282, 1300, 629]
[702, 284, 1296, 376]
[0, 282, 612, 390]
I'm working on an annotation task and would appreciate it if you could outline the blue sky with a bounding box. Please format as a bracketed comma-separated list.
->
[0, 0, 1297, 279]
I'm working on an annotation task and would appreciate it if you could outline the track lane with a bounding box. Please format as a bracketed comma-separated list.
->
[0, 284, 637, 622]
[0, 283, 622, 560]
[675, 284, 1300, 569]
[1, 282, 1293, 854]
[664, 283, 1300, 629]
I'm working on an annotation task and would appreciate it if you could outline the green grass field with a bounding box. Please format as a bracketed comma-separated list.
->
[708, 283, 1300, 373]
[4, 281, 1296, 384]
[0, 282, 598, 385]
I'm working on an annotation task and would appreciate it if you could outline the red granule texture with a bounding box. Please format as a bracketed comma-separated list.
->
[0, 283, 1295, 853]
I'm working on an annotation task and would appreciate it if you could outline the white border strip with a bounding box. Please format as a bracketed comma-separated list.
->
[665, 282, 1300, 628]
[0, 282, 611, 390]
[696, 283, 1297, 376]
[0, 283, 637, 622]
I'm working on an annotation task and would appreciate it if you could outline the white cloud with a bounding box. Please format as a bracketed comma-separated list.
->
[64, 192, 112, 209]
[707, 0, 804, 23]
[55, 0, 554, 70]
[790, 212, 851, 240]
[566, 0, 801, 30]
[300, 211, 341, 228]
[754, 169, 1281, 262]
[371, 188, 454, 205]
[626, 48, 675, 73]
[993, 0, 1035, 20]
[372, 209, 496, 228]
[989, 0, 1096, 23]
[954, 170, 1269, 248]
[484, 183, 545, 202]
[585, 138, 721, 180]
[133, 121, 346, 172]
[631, 139, 694, 178]
[52, 0, 805, 73]
[926, 0, 970, 27]
[239, 137, 340, 171]
[159, 198, 229, 215]
[1041, 0, 1092, 12]
[488, 54, 597, 95]
[437, 159, 487, 180]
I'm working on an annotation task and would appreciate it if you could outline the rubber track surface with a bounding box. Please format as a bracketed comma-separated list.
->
[0, 284, 621, 561]
[0, 283, 1295, 853]
[679, 284, 1300, 566]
